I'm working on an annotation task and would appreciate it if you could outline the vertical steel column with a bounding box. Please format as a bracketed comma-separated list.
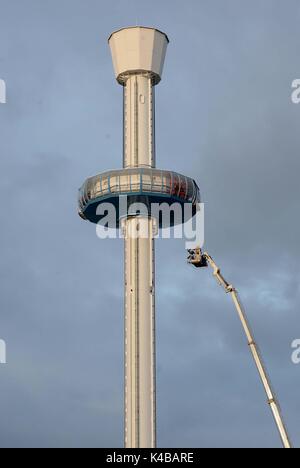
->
[123, 73, 157, 448]
[123, 73, 155, 168]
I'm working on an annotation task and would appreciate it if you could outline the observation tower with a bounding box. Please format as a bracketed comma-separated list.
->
[78, 27, 200, 448]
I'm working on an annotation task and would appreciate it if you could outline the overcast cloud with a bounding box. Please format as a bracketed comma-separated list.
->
[0, 0, 299, 448]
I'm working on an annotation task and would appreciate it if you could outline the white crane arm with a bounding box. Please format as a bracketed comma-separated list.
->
[188, 248, 292, 449]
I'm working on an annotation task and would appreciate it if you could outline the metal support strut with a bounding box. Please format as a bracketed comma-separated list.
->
[187, 248, 292, 449]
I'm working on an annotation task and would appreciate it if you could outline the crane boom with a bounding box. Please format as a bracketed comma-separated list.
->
[187, 248, 292, 449]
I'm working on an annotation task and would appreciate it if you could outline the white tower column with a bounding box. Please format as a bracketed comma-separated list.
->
[109, 26, 169, 448]
[123, 73, 155, 169]
[123, 71, 156, 448]
[124, 217, 156, 448]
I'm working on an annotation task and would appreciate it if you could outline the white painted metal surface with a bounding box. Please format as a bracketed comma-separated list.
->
[123, 73, 155, 168]
[109, 27, 169, 84]
[123, 69, 156, 447]
[124, 217, 157, 448]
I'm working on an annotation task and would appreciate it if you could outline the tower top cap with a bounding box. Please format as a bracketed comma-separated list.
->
[108, 27, 169, 85]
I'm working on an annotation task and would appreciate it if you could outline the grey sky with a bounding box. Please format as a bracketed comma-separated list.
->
[0, 0, 299, 448]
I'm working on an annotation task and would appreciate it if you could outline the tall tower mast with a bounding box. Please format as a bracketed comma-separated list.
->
[109, 27, 168, 448]
[78, 27, 200, 449]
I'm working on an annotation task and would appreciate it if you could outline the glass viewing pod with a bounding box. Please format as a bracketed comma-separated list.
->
[78, 168, 200, 228]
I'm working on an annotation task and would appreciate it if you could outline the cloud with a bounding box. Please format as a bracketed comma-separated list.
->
[0, 0, 299, 448]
